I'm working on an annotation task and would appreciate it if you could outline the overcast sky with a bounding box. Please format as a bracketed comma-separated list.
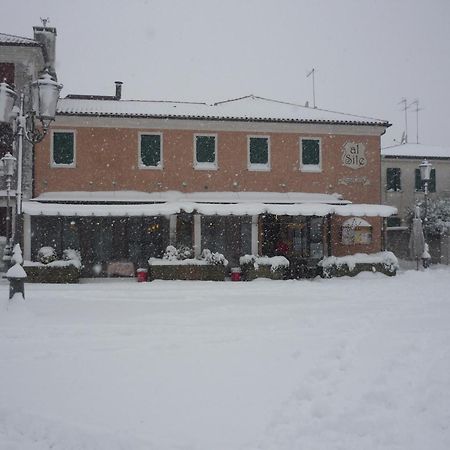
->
[2, 0, 449, 147]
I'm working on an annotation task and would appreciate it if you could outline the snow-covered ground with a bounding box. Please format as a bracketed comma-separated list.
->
[1, 268, 450, 450]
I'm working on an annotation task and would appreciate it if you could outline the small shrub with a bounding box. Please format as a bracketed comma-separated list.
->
[38, 246, 57, 264]
[201, 249, 228, 266]
[63, 248, 81, 262]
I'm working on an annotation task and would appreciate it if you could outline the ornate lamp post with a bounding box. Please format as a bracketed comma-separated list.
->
[419, 159, 432, 268]
[0, 69, 62, 299]
[419, 159, 432, 219]
[1, 152, 16, 264]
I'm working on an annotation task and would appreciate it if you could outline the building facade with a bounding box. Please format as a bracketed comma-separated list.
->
[381, 143, 450, 263]
[25, 93, 394, 277]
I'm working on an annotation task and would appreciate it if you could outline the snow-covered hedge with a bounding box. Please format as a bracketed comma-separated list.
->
[239, 255, 290, 272]
[239, 255, 290, 280]
[318, 251, 399, 278]
[150, 246, 228, 266]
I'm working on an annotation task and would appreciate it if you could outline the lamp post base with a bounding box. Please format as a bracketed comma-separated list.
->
[9, 277, 25, 300]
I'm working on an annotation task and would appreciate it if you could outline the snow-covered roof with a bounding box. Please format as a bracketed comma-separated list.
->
[0, 32, 41, 46]
[33, 190, 349, 205]
[57, 95, 389, 127]
[23, 200, 396, 218]
[382, 143, 450, 158]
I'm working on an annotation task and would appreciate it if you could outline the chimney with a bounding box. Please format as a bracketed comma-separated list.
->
[33, 25, 57, 79]
[115, 81, 123, 100]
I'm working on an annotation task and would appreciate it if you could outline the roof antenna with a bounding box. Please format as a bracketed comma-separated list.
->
[409, 99, 422, 144]
[306, 68, 316, 108]
[40, 17, 50, 28]
[398, 98, 409, 143]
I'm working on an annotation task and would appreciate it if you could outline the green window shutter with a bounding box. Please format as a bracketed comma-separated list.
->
[140, 134, 161, 167]
[386, 168, 401, 191]
[53, 132, 74, 165]
[386, 168, 395, 190]
[429, 169, 436, 192]
[196, 136, 216, 163]
[249, 137, 269, 165]
[415, 168, 422, 191]
[302, 139, 320, 165]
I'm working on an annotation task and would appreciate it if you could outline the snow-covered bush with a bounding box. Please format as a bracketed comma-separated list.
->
[163, 245, 179, 261]
[201, 249, 228, 266]
[37, 246, 57, 264]
[162, 245, 194, 261]
[63, 248, 81, 262]
[177, 245, 194, 260]
[408, 199, 450, 235]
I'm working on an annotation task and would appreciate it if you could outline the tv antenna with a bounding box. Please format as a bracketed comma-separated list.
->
[409, 99, 422, 144]
[40, 17, 50, 28]
[306, 68, 316, 108]
[398, 98, 409, 143]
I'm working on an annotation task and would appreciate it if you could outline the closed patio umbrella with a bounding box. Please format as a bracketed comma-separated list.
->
[409, 207, 425, 270]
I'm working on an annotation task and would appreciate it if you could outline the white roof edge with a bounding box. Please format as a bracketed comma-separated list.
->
[23, 201, 397, 218]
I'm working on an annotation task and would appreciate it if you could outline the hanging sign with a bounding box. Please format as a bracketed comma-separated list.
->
[342, 142, 367, 169]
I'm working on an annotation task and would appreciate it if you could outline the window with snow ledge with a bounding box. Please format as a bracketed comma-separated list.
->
[248, 136, 270, 171]
[51, 130, 75, 167]
[139, 133, 162, 169]
[300, 138, 321, 172]
[194, 134, 217, 170]
[341, 217, 372, 245]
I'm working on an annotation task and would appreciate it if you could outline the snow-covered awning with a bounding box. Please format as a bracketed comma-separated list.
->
[32, 190, 350, 204]
[23, 201, 397, 218]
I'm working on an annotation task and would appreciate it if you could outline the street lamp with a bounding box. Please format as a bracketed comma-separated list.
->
[419, 159, 432, 268]
[0, 68, 62, 299]
[1, 152, 16, 264]
[419, 159, 432, 218]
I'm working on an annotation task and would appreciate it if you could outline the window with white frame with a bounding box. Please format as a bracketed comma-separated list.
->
[52, 131, 75, 167]
[139, 133, 162, 168]
[300, 138, 321, 171]
[194, 134, 217, 169]
[248, 136, 270, 170]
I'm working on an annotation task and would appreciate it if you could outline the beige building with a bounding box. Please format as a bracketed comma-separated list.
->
[381, 143, 450, 263]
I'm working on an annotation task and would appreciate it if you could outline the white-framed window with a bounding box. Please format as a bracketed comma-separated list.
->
[139, 132, 163, 169]
[51, 130, 76, 167]
[248, 135, 270, 171]
[194, 134, 217, 170]
[300, 137, 321, 172]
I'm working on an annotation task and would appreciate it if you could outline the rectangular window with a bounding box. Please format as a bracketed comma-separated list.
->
[52, 131, 75, 166]
[248, 136, 270, 170]
[386, 168, 401, 191]
[300, 138, 321, 171]
[415, 168, 436, 192]
[194, 134, 217, 169]
[139, 133, 162, 168]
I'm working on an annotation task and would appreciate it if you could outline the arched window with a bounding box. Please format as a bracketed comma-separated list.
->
[342, 217, 372, 245]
